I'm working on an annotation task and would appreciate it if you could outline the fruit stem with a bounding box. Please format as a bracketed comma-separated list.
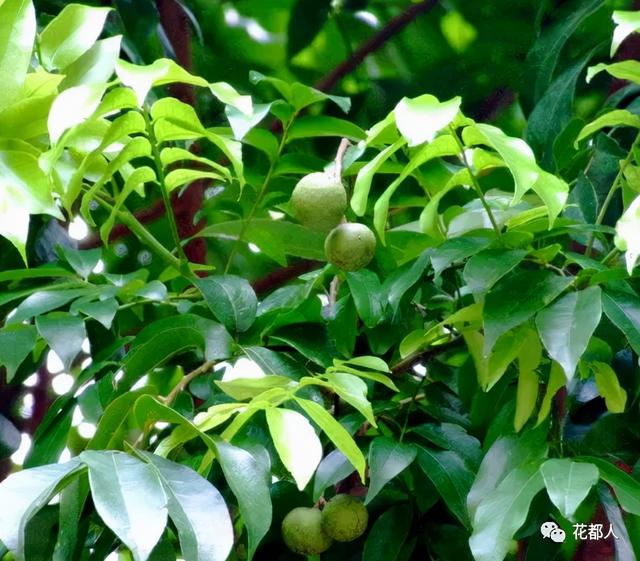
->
[334, 138, 352, 179]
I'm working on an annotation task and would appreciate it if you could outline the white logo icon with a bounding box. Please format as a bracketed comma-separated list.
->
[540, 521, 566, 543]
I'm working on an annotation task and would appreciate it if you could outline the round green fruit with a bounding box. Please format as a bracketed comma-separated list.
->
[281, 507, 333, 555]
[291, 171, 347, 233]
[324, 223, 376, 271]
[321, 494, 369, 542]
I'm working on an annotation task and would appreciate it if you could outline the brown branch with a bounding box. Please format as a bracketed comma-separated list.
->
[164, 359, 217, 406]
[314, 0, 439, 92]
[391, 337, 463, 376]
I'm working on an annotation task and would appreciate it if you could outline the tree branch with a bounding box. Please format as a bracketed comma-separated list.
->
[314, 0, 439, 92]
[390, 337, 463, 376]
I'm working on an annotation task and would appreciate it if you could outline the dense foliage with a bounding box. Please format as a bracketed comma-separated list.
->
[2, 1, 640, 561]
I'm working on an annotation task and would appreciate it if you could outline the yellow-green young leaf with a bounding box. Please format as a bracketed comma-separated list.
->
[215, 376, 293, 401]
[48, 83, 107, 142]
[592, 361, 627, 413]
[462, 124, 539, 204]
[116, 58, 208, 106]
[325, 372, 376, 426]
[587, 60, 640, 85]
[208, 81, 253, 115]
[160, 147, 231, 181]
[515, 369, 539, 432]
[351, 138, 405, 216]
[536, 362, 566, 426]
[266, 408, 322, 490]
[374, 135, 459, 242]
[164, 169, 226, 192]
[294, 397, 366, 481]
[615, 195, 640, 274]
[39, 5, 111, 71]
[60, 35, 122, 89]
[440, 11, 477, 53]
[531, 170, 569, 228]
[576, 109, 640, 147]
[0, 0, 36, 112]
[611, 11, 640, 56]
[394, 94, 461, 147]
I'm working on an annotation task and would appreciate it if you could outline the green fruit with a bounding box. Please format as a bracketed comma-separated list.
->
[321, 494, 369, 542]
[281, 507, 333, 555]
[291, 171, 347, 233]
[324, 223, 376, 271]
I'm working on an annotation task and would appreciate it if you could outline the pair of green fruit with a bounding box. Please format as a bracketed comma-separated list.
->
[291, 171, 376, 272]
[281, 494, 369, 556]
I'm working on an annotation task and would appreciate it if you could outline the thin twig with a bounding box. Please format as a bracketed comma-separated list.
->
[390, 336, 463, 376]
[165, 359, 217, 407]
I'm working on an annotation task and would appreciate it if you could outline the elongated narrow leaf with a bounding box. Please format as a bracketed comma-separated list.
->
[0, 459, 82, 560]
[416, 446, 474, 527]
[611, 10, 640, 56]
[366, 438, 416, 505]
[266, 408, 322, 490]
[325, 373, 376, 426]
[81, 451, 168, 561]
[214, 438, 272, 561]
[592, 361, 627, 413]
[541, 459, 598, 520]
[294, 397, 366, 481]
[583, 457, 640, 515]
[139, 452, 234, 561]
[469, 464, 545, 561]
[362, 504, 412, 561]
[602, 289, 640, 354]
[536, 361, 566, 426]
[535, 286, 602, 381]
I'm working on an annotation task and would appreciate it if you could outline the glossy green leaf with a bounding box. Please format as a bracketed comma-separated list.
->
[139, 452, 234, 561]
[540, 459, 599, 520]
[36, 312, 86, 372]
[208, 81, 252, 114]
[312, 450, 354, 502]
[602, 289, 640, 355]
[514, 367, 539, 433]
[463, 124, 539, 204]
[463, 249, 526, 293]
[416, 446, 474, 527]
[536, 361, 566, 426]
[287, 115, 365, 142]
[60, 35, 122, 88]
[345, 269, 385, 329]
[483, 269, 571, 354]
[587, 60, 640, 85]
[52, 476, 89, 561]
[592, 361, 627, 413]
[535, 286, 602, 381]
[366, 437, 416, 505]
[577, 109, 640, 146]
[81, 451, 168, 561]
[39, 5, 111, 70]
[0, 0, 36, 112]
[531, 170, 569, 227]
[325, 372, 375, 426]
[362, 504, 412, 561]
[469, 463, 545, 561]
[294, 397, 366, 481]
[0, 324, 37, 382]
[266, 408, 322, 490]
[0, 459, 82, 560]
[60, 247, 101, 279]
[611, 10, 640, 56]
[583, 457, 640, 515]
[194, 275, 258, 333]
[48, 83, 107, 143]
[394, 94, 461, 146]
[216, 376, 293, 401]
[214, 438, 272, 561]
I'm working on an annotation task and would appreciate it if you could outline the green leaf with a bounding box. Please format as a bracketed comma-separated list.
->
[214, 438, 272, 561]
[535, 286, 602, 382]
[47, 83, 107, 142]
[362, 504, 412, 561]
[60, 247, 101, 278]
[194, 275, 258, 333]
[412, 423, 482, 470]
[540, 459, 599, 520]
[514, 367, 539, 433]
[216, 376, 293, 401]
[587, 60, 640, 85]
[287, 0, 331, 58]
[536, 361, 566, 426]
[52, 476, 88, 561]
[611, 10, 640, 56]
[431, 234, 495, 276]
[266, 408, 322, 490]
[73, 298, 119, 329]
[0, 324, 37, 382]
[208, 81, 253, 114]
[225, 102, 272, 141]
[116, 58, 208, 105]
[0, 414, 20, 459]
[164, 168, 225, 192]
[526, 0, 602, 100]
[366, 437, 416, 505]
[312, 450, 354, 502]
[36, 312, 86, 372]
[0, 459, 82, 560]
[469, 464, 545, 561]
[394, 94, 461, 147]
[416, 446, 474, 527]
[287, 115, 365, 142]
[615, 195, 640, 274]
[602, 289, 640, 355]
[324, 372, 376, 426]
[592, 361, 627, 413]
[0, 0, 36, 112]
[531, 170, 569, 228]
[139, 452, 234, 561]
[351, 138, 405, 216]
[577, 109, 640, 146]
[582, 457, 640, 515]
[483, 269, 571, 354]
[294, 397, 366, 481]
[463, 124, 539, 204]
[60, 35, 122, 88]
[345, 270, 385, 329]
[39, 5, 111, 71]
[81, 451, 167, 561]
[198, 219, 326, 264]
[462, 249, 526, 293]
